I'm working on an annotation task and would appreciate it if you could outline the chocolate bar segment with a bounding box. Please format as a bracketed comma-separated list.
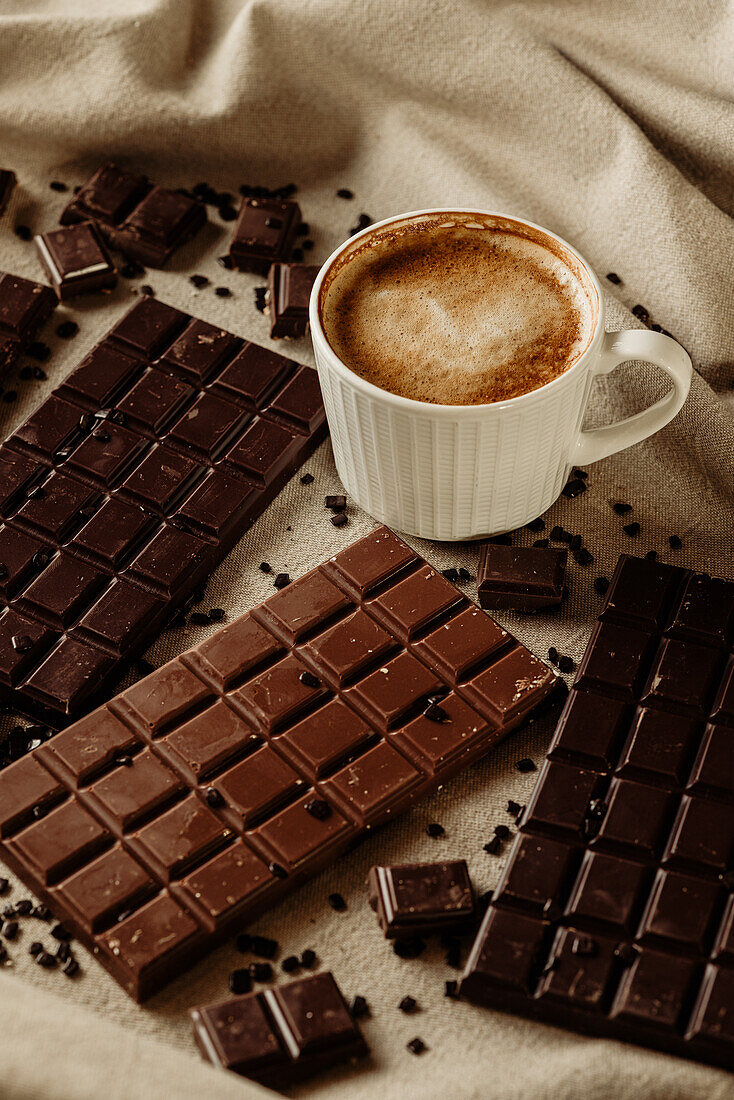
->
[461, 554, 734, 1072]
[60, 164, 206, 267]
[267, 263, 319, 338]
[478, 544, 567, 611]
[368, 860, 476, 937]
[35, 222, 117, 300]
[0, 170, 16, 217]
[0, 272, 56, 382]
[0, 296, 325, 725]
[230, 197, 301, 274]
[190, 972, 368, 1087]
[0, 526, 556, 999]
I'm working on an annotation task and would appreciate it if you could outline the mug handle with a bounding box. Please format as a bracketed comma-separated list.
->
[574, 329, 692, 466]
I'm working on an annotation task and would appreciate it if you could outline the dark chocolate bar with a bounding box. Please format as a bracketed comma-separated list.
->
[0, 526, 556, 1000]
[0, 170, 16, 217]
[0, 296, 326, 725]
[368, 860, 475, 937]
[267, 263, 319, 338]
[190, 972, 368, 1087]
[461, 554, 734, 1072]
[478, 544, 567, 611]
[60, 164, 206, 267]
[35, 222, 117, 300]
[230, 198, 301, 275]
[0, 272, 56, 382]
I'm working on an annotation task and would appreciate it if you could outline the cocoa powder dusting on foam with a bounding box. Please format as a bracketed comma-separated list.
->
[322, 219, 595, 405]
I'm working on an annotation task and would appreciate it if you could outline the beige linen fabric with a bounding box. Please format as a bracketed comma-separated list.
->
[0, 1, 733, 1097]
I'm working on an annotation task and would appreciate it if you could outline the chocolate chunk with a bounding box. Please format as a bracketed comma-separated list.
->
[229, 198, 301, 275]
[606, 272, 622, 285]
[445, 980, 459, 998]
[631, 304, 650, 323]
[0, 170, 16, 217]
[300, 948, 317, 968]
[0, 296, 326, 726]
[62, 956, 79, 977]
[369, 862, 475, 938]
[593, 576, 610, 595]
[483, 836, 502, 855]
[0, 525, 554, 1000]
[515, 758, 536, 773]
[337, 188, 353, 199]
[190, 972, 368, 1087]
[478, 544, 567, 612]
[558, 655, 575, 674]
[407, 1037, 427, 1055]
[300, 473, 314, 485]
[0, 272, 56, 383]
[267, 263, 319, 338]
[458, 567, 472, 581]
[14, 225, 32, 242]
[56, 320, 78, 338]
[330, 512, 348, 528]
[623, 522, 641, 537]
[393, 935, 426, 959]
[441, 568, 459, 582]
[2, 920, 18, 940]
[214, 286, 231, 298]
[273, 573, 291, 589]
[613, 502, 632, 515]
[328, 893, 347, 912]
[350, 994, 369, 1018]
[426, 822, 445, 838]
[562, 478, 587, 498]
[494, 824, 510, 839]
[249, 961, 274, 983]
[281, 954, 300, 973]
[35, 222, 117, 300]
[399, 994, 418, 1013]
[550, 526, 573, 543]
[461, 553, 734, 1072]
[325, 495, 347, 512]
[60, 164, 206, 267]
[304, 797, 331, 820]
[669, 535, 683, 549]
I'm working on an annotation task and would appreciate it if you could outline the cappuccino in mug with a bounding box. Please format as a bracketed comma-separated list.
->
[320, 213, 597, 405]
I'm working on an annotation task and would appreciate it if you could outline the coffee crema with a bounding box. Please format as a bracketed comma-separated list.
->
[320, 214, 597, 405]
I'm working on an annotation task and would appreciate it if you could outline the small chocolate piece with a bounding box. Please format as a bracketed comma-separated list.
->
[393, 935, 426, 959]
[229, 968, 253, 995]
[282, 954, 300, 973]
[399, 995, 418, 1013]
[229, 198, 301, 275]
[669, 535, 683, 549]
[407, 1037, 427, 1055]
[250, 935, 278, 959]
[325, 495, 347, 512]
[623, 522, 641, 537]
[249, 961, 274, 983]
[328, 893, 347, 912]
[461, 553, 734, 1072]
[612, 502, 632, 515]
[300, 949, 317, 968]
[190, 972, 368, 1088]
[368, 861, 476, 938]
[0, 272, 56, 383]
[330, 512, 348, 528]
[60, 164, 206, 267]
[267, 264, 319, 339]
[0, 170, 16, 217]
[478, 544, 567, 612]
[606, 272, 622, 285]
[35, 222, 117, 300]
[350, 994, 369, 1018]
[426, 822, 445, 838]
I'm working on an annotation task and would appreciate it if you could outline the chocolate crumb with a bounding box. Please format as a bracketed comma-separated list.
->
[337, 188, 354, 199]
[494, 824, 510, 839]
[56, 320, 79, 339]
[441, 568, 459, 582]
[445, 980, 459, 998]
[300, 472, 314, 484]
[14, 225, 32, 241]
[558, 655, 575, 674]
[623, 522, 641, 537]
[407, 1038, 427, 1055]
[300, 948, 317, 968]
[258, 561, 271, 574]
[249, 961, 274, 982]
[458, 567, 472, 581]
[328, 892, 347, 912]
[483, 836, 502, 855]
[612, 502, 632, 515]
[507, 800, 521, 816]
[215, 286, 232, 298]
[533, 538, 550, 548]
[426, 823, 445, 838]
[606, 272, 622, 285]
[645, 550, 658, 561]
[399, 995, 418, 1013]
[273, 573, 290, 589]
[217, 255, 234, 270]
[330, 512, 348, 527]
[515, 758, 536, 773]
[281, 955, 300, 973]
[593, 576, 610, 595]
[229, 968, 252, 995]
[669, 535, 682, 549]
[350, 995, 370, 1019]
[631, 304, 650, 323]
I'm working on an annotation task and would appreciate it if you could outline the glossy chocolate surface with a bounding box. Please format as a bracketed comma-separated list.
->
[478, 544, 567, 611]
[368, 860, 476, 937]
[461, 554, 734, 1071]
[267, 263, 320, 338]
[0, 526, 556, 999]
[60, 164, 206, 267]
[0, 272, 56, 382]
[35, 221, 117, 300]
[229, 198, 301, 275]
[0, 296, 325, 723]
[191, 971, 367, 1087]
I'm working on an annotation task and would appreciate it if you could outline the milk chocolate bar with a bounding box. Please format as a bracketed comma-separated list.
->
[0, 296, 326, 724]
[267, 263, 319, 338]
[478, 544, 567, 611]
[461, 554, 734, 1071]
[230, 198, 301, 275]
[0, 526, 556, 1000]
[368, 860, 476, 938]
[190, 972, 368, 1087]
[35, 222, 117, 300]
[0, 272, 56, 382]
[0, 170, 16, 217]
[60, 164, 206, 267]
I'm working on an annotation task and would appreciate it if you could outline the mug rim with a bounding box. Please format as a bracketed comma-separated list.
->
[309, 207, 604, 415]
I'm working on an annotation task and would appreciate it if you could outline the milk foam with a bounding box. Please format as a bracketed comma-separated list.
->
[321, 219, 595, 405]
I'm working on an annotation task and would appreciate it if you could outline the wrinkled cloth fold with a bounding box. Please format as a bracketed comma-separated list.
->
[0, 1, 732, 1098]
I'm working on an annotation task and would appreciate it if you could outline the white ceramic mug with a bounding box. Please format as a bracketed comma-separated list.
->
[309, 209, 692, 541]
